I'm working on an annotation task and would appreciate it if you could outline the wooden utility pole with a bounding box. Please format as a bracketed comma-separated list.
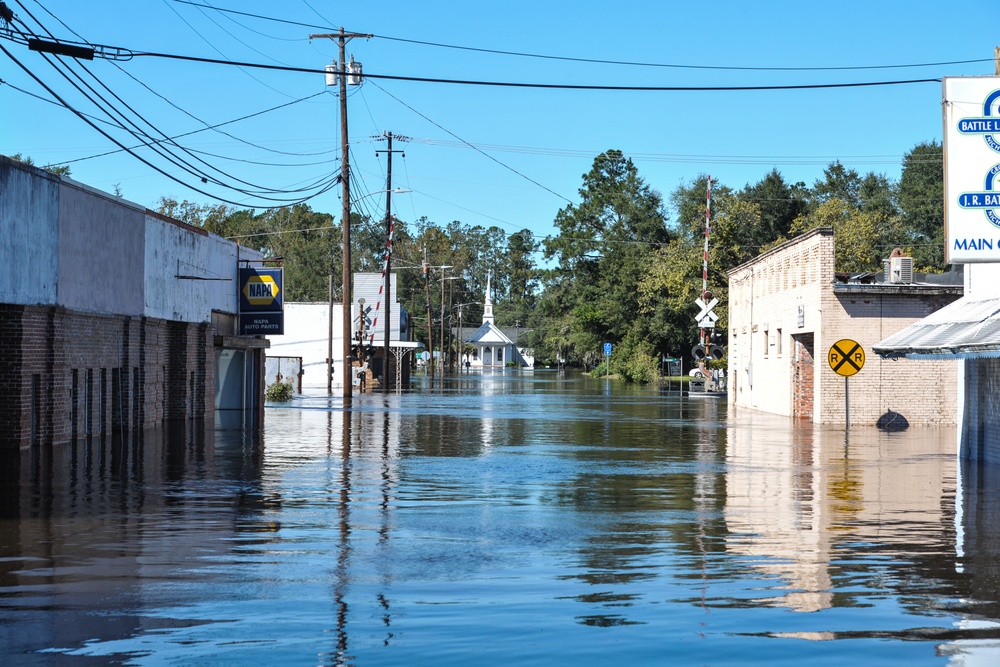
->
[376, 132, 405, 392]
[310, 28, 371, 401]
[995, 46, 1000, 75]
[423, 249, 434, 382]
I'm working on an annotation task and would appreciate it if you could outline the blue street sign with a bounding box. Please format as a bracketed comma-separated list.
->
[603, 342, 612, 356]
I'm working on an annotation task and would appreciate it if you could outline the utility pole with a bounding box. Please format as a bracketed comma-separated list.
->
[310, 27, 371, 402]
[440, 267, 448, 374]
[423, 248, 434, 382]
[995, 46, 1000, 75]
[376, 132, 406, 392]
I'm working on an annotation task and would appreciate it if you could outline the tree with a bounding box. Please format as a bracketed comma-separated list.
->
[899, 140, 945, 270]
[788, 199, 906, 273]
[538, 150, 671, 369]
[812, 161, 861, 209]
[739, 169, 807, 242]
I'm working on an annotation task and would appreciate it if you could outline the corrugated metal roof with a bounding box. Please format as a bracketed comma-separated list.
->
[873, 295, 1000, 359]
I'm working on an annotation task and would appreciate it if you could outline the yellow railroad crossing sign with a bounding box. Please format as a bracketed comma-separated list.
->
[828, 339, 865, 377]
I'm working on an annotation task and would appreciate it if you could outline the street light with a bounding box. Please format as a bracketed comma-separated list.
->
[326, 188, 411, 394]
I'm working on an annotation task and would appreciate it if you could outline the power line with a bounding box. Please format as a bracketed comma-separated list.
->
[10, 1, 338, 200]
[170, 0, 991, 73]
[367, 80, 572, 204]
[125, 49, 944, 91]
[0, 28, 946, 91]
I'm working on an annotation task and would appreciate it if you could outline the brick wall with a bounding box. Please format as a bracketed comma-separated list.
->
[0, 305, 216, 448]
[792, 334, 815, 419]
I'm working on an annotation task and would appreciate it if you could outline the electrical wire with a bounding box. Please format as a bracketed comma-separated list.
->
[1, 41, 340, 208]
[367, 80, 571, 204]
[170, 0, 991, 73]
[13, 2, 338, 200]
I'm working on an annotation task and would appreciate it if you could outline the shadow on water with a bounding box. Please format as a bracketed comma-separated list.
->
[3, 373, 1000, 664]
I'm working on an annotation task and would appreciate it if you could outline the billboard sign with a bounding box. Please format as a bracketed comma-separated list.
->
[239, 267, 284, 335]
[944, 77, 1000, 262]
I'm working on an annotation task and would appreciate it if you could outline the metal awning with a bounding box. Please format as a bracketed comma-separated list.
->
[873, 295, 1000, 359]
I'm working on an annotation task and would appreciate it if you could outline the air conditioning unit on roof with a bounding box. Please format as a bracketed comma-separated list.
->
[889, 256, 913, 284]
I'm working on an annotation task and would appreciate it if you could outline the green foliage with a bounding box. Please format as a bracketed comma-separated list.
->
[899, 140, 945, 270]
[8, 153, 71, 177]
[265, 380, 294, 402]
[536, 150, 671, 368]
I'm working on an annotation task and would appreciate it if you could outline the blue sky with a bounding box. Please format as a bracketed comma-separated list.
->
[1, 0, 996, 246]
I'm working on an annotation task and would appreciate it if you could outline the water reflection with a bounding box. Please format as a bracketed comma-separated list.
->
[725, 410, 957, 613]
[2, 374, 1000, 665]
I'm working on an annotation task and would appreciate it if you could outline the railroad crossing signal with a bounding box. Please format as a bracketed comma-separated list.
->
[694, 296, 719, 329]
[828, 339, 865, 377]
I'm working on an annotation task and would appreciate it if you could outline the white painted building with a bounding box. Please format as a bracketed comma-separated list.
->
[266, 273, 415, 391]
[728, 227, 962, 426]
[461, 273, 533, 368]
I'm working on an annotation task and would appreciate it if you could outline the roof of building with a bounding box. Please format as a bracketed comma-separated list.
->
[873, 294, 1000, 359]
[464, 321, 513, 345]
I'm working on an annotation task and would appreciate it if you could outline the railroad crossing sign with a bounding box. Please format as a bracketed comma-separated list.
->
[694, 296, 719, 329]
[828, 339, 865, 377]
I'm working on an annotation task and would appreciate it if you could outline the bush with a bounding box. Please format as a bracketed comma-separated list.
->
[265, 380, 294, 402]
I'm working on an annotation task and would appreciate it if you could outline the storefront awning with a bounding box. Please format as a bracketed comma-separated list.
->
[873, 295, 1000, 359]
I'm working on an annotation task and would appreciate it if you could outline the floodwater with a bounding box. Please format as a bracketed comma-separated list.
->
[2, 372, 1000, 666]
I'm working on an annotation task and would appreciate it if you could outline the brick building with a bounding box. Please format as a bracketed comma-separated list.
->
[0, 156, 266, 448]
[727, 227, 963, 426]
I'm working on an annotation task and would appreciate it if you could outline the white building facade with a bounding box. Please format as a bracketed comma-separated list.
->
[462, 273, 533, 368]
[728, 228, 962, 426]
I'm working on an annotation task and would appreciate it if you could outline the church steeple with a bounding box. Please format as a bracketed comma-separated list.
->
[483, 270, 494, 324]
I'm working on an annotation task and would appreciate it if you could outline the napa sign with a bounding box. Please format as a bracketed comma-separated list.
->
[239, 267, 284, 335]
[945, 78, 1000, 262]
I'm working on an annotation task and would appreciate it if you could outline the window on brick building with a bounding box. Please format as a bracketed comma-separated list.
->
[776, 329, 783, 357]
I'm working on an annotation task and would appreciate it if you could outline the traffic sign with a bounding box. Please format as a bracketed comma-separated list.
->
[828, 339, 865, 377]
[603, 342, 612, 356]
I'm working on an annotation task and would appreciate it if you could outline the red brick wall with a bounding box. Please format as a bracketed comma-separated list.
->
[0, 305, 216, 448]
[793, 334, 815, 420]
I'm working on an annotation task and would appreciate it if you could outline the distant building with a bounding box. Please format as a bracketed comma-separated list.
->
[727, 227, 962, 425]
[460, 272, 533, 368]
[266, 273, 415, 391]
[0, 155, 266, 448]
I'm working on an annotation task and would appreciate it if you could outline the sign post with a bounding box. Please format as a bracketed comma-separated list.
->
[828, 339, 865, 430]
[603, 342, 612, 377]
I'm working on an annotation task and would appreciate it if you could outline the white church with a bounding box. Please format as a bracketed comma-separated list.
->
[461, 272, 534, 369]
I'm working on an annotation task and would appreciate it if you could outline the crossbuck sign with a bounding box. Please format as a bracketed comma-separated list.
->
[694, 297, 719, 329]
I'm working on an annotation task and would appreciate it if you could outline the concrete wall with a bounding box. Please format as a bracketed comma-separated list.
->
[57, 180, 145, 316]
[728, 228, 961, 426]
[144, 211, 248, 323]
[266, 302, 345, 390]
[0, 158, 59, 305]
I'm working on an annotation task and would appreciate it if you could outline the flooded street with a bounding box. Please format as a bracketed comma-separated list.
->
[3, 372, 1000, 665]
